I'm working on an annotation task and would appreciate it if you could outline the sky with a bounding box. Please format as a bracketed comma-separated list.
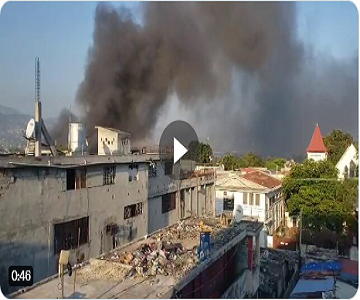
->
[0, 1, 358, 128]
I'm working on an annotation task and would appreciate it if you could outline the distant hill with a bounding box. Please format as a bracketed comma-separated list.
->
[0, 104, 56, 152]
[0, 104, 22, 115]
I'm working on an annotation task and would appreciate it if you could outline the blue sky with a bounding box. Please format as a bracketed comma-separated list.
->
[0, 1, 358, 118]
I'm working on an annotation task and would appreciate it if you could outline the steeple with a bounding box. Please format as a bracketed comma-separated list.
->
[307, 123, 328, 161]
[307, 123, 327, 153]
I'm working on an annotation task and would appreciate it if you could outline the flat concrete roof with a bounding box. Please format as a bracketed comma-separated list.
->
[12, 217, 263, 299]
[0, 154, 161, 169]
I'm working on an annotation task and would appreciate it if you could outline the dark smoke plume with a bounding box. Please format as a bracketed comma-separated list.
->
[52, 108, 78, 146]
[73, 2, 357, 156]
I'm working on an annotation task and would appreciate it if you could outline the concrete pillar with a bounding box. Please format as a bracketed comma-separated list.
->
[255, 234, 260, 268]
[248, 236, 253, 271]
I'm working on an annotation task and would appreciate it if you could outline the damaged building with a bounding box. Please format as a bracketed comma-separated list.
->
[0, 152, 216, 295]
[12, 218, 263, 299]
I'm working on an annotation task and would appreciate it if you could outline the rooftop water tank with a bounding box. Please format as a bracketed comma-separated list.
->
[68, 122, 87, 154]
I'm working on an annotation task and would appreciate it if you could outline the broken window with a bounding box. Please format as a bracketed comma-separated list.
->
[164, 161, 173, 175]
[54, 217, 89, 254]
[124, 202, 143, 219]
[162, 192, 176, 213]
[255, 194, 260, 206]
[104, 165, 116, 185]
[243, 192, 248, 205]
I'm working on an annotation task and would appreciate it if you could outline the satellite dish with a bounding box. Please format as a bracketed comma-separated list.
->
[26, 119, 35, 138]
[233, 204, 243, 223]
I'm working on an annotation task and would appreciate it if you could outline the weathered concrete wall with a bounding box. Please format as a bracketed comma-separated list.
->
[0, 162, 148, 294]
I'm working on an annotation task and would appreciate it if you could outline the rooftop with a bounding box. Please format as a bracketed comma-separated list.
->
[13, 217, 263, 299]
[95, 126, 131, 137]
[0, 154, 161, 169]
[216, 169, 282, 191]
[307, 123, 327, 153]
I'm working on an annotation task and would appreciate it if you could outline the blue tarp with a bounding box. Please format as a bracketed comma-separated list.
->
[291, 277, 335, 295]
[301, 261, 341, 273]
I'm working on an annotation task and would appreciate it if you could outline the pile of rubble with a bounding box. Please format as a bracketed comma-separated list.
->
[78, 218, 251, 285]
[101, 239, 199, 281]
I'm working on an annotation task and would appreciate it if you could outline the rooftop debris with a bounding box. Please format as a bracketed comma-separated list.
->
[77, 218, 261, 286]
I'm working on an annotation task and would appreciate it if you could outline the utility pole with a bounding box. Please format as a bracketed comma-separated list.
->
[299, 208, 303, 256]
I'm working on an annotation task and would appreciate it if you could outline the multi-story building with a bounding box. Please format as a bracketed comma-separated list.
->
[215, 169, 284, 247]
[0, 153, 216, 295]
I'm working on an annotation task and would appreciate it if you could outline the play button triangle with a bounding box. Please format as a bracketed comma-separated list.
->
[174, 137, 188, 164]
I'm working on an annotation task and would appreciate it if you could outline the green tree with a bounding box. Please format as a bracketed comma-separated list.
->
[265, 157, 286, 171]
[283, 159, 357, 235]
[222, 154, 239, 171]
[323, 130, 355, 164]
[238, 153, 264, 168]
[198, 142, 213, 163]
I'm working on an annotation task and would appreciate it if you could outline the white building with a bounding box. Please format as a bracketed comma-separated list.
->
[336, 144, 358, 179]
[96, 126, 131, 155]
[216, 169, 284, 247]
[307, 124, 328, 161]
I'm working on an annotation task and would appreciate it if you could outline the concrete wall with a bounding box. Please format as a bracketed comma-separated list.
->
[97, 128, 130, 155]
[0, 162, 148, 294]
[148, 161, 215, 234]
[307, 152, 327, 161]
[336, 144, 358, 179]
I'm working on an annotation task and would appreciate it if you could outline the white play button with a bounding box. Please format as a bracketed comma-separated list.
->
[174, 137, 188, 164]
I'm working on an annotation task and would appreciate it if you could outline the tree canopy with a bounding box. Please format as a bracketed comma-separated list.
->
[323, 130, 355, 164]
[221, 152, 264, 170]
[265, 157, 287, 171]
[198, 142, 213, 163]
[283, 159, 358, 236]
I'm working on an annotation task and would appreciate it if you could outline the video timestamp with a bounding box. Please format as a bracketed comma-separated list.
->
[8, 266, 33, 286]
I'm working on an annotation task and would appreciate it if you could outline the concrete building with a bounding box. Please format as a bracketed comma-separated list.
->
[96, 126, 131, 155]
[12, 218, 263, 299]
[306, 124, 328, 161]
[215, 169, 284, 247]
[336, 143, 358, 179]
[0, 154, 216, 295]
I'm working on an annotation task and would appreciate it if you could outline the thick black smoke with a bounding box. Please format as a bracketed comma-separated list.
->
[73, 2, 357, 156]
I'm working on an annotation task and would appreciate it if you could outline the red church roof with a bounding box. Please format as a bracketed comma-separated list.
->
[307, 124, 327, 153]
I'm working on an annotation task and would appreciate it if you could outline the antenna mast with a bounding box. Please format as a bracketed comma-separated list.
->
[34, 57, 42, 156]
[35, 57, 40, 103]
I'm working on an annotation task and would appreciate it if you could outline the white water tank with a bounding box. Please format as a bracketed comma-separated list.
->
[68, 122, 87, 154]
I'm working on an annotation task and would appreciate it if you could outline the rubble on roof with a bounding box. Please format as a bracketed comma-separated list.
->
[77, 218, 261, 286]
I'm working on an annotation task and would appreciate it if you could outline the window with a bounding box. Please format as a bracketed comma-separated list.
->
[67, 169, 75, 190]
[54, 217, 89, 254]
[148, 161, 157, 178]
[124, 202, 143, 219]
[223, 193, 234, 211]
[129, 163, 139, 181]
[249, 193, 254, 205]
[180, 189, 185, 201]
[104, 165, 116, 185]
[243, 193, 248, 205]
[164, 161, 173, 175]
[162, 192, 176, 213]
[67, 169, 86, 190]
[255, 194, 260, 206]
